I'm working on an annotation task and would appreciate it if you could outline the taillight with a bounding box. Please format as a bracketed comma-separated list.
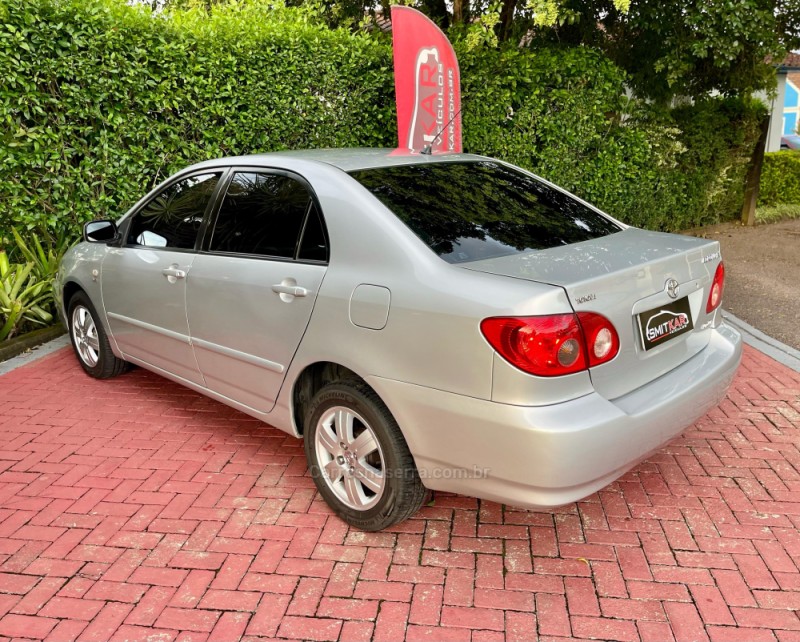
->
[577, 312, 620, 368]
[706, 261, 725, 313]
[480, 313, 619, 377]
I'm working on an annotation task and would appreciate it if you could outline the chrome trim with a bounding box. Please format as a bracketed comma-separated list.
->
[191, 337, 285, 374]
[107, 312, 191, 345]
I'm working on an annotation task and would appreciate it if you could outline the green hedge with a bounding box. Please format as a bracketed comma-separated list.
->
[460, 45, 663, 227]
[759, 151, 800, 206]
[459, 48, 764, 231]
[0, 0, 396, 240]
[0, 0, 764, 245]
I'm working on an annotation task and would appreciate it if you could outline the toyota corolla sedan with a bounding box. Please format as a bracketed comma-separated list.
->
[56, 149, 742, 531]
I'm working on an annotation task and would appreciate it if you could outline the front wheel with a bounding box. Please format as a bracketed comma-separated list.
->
[304, 380, 426, 531]
[68, 291, 128, 379]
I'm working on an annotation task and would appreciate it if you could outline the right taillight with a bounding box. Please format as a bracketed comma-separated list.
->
[480, 312, 619, 377]
[706, 261, 725, 313]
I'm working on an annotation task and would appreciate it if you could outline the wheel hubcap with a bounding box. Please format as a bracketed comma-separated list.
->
[314, 406, 385, 511]
[71, 305, 100, 367]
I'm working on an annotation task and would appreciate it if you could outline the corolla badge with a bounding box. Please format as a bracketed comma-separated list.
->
[666, 278, 680, 299]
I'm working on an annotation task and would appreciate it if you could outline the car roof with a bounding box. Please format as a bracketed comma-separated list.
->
[189, 148, 490, 173]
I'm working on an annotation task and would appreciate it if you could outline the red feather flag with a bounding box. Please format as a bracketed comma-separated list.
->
[390, 6, 462, 153]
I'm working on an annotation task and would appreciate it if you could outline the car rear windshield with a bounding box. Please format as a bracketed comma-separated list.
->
[349, 160, 621, 264]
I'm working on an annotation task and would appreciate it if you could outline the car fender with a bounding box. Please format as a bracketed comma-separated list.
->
[57, 242, 124, 359]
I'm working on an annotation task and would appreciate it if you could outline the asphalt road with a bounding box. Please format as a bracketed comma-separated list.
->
[688, 218, 800, 350]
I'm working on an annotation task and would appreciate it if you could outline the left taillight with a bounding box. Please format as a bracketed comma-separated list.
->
[577, 311, 621, 368]
[480, 313, 619, 377]
[706, 261, 725, 313]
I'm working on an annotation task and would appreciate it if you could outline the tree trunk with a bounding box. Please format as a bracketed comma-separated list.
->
[498, 0, 517, 42]
[453, 0, 469, 24]
[420, 0, 450, 28]
[740, 115, 770, 226]
[380, 0, 391, 22]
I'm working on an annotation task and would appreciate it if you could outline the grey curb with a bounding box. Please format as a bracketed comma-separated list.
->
[722, 310, 800, 373]
[0, 335, 71, 376]
[1, 311, 798, 377]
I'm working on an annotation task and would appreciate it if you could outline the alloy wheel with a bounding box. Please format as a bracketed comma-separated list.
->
[71, 305, 100, 368]
[314, 406, 386, 510]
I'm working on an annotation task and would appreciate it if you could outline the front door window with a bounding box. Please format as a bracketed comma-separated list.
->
[127, 173, 221, 250]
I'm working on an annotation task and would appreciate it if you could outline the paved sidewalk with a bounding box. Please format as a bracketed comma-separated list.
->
[0, 346, 799, 642]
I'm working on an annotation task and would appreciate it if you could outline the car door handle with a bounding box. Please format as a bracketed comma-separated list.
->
[162, 266, 186, 279]
[272, 284, 308, 297]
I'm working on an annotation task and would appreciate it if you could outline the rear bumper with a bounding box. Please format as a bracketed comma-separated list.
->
[367, 323, 742, 508]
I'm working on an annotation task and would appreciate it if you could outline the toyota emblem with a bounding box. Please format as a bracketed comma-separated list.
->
[666, 278, 680, 299]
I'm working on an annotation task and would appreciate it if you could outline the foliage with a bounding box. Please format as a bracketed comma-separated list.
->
[0, 0, 766, 255]
[756, 203, 800, 224]
[528, 0, 631, 28]
[531, 0, 798, 103]
[458, 46, 765, 230]
[664, 97, 767, 228]
[11, 228, 70, 281]
[758, 151, 800, 207]
[0, 0, 396, 242]
[0, 228, 66, 341]
[139, 0, 797, 103]
[0, 251, 54, 341]
[209, 0, 797, 104]
[142, 0, 798, 106]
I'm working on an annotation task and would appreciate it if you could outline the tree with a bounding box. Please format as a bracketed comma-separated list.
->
[517, 0, 800, 102]
[525, 0, 797, 229]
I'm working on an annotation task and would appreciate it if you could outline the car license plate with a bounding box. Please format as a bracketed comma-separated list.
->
[637, 296, 693, 351]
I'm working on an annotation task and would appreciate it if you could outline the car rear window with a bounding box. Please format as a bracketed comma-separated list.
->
[349, 160, 621, 264]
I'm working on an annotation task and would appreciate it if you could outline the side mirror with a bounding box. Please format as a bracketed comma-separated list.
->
[84, 220, 119, 244]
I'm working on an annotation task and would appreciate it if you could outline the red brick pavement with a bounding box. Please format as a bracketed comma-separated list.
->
[0, 345, 799, 641]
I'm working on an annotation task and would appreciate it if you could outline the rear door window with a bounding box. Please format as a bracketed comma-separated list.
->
[297, 205, 329, 262]
[349, 161, 621, 264]
[209, 171, 323, 260]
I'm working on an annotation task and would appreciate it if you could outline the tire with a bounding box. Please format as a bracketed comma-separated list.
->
[67, 291, 128, 379]
[304, 380, 427, 531]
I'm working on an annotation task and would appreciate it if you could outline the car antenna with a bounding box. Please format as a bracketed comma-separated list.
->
[420, 106, 463, 155]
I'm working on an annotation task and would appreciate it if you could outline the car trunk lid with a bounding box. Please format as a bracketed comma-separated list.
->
[463, 228, 724, 400]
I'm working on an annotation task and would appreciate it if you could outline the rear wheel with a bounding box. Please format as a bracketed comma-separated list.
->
[304, 380, 426, 531]
[68, 291, 128, 379]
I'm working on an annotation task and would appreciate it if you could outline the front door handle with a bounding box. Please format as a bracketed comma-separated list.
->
[272, 284, 308, 297]
[162, 265, 186, 281]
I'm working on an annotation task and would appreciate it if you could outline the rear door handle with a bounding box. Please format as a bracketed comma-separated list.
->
[162, 266, 186, 280]
[272, 284, 308, 297]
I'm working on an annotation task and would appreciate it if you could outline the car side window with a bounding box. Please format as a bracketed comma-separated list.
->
[127, 173, 221, 250]
[297, 203, 329, 262]
[210, 172, 322, 260]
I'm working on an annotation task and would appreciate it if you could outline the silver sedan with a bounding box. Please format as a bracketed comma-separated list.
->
[56, 149, 742, 530]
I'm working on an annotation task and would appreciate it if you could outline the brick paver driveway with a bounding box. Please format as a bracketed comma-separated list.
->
[0, 345, 799, 642]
